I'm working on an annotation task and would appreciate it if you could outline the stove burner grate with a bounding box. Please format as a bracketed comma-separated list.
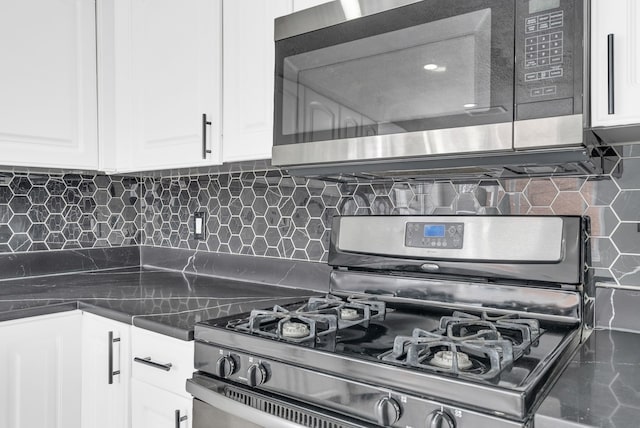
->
[380, 311, 543, 380]
[226, 295, 386, 349]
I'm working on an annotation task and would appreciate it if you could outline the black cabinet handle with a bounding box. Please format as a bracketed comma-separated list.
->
[202, 113, 212, 159]
[608, 33, 615, 115]
[134, 356, 173, 371]
[108, 331, 121, 385]
[175, 410, 188, 428]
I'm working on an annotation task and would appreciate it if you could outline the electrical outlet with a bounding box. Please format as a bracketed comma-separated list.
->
[194, 212, 206, 240]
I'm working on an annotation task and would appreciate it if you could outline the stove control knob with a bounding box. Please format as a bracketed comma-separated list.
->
[425, 410, 456, 428]
[246, 363, 268, 387]
[215, 355, 237, 378]
[375, 397, 401, 426]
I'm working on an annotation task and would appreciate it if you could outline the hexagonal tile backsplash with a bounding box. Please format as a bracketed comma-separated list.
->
[0, 173, 140, 252]
[2, 144, 640, 287]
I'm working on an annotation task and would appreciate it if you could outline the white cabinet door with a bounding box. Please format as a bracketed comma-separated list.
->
[0, 0, 98, 170]
[293, 0, 333, 12]
[99, 0, 222, 173]
[222, 0, 292, 163]
[0, 311, 82, 428]
[131, 379, 192, 428]
[591, 0, 640, 126]
[81, 313, 131, 428]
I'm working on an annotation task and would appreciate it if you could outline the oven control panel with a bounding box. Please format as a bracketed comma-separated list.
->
[405, 222, 464, 249]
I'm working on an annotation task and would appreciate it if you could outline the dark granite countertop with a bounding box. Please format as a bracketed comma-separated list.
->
[536, 329, 640, 428]
[0, 267, 316, 340]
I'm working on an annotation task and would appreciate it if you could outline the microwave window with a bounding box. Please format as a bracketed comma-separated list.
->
[281, 9, 494, 142]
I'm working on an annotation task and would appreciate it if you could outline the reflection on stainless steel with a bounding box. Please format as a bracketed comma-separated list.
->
[335, 215, 565, 263]
[190, 215, 592, 428]
[275, 0, 423, 41]
[276, 145, 609, 181]
[273, 0, 601, 180]
[272, 123, 513, 167]
[330, 215, 583, 285]
[331, 271, 582, 323]
[514, 115, 584, 149]
[188, 375, 368, 428]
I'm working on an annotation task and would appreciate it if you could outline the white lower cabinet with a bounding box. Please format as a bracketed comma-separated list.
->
[0, 311, 82, 428]
[130, 326, 195, 428]
[81, 313, 131, 428]
[0, 312, 195, 428]
[131, 379, 192, 428]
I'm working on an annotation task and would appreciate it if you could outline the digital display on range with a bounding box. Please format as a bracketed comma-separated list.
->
[424, 225, 445, 238]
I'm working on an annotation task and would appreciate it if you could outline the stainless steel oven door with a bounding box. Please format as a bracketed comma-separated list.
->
[187, 374, 374, 428]
[193, 399, 265, 428]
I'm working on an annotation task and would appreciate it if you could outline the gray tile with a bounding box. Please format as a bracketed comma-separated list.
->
[551, 192, 587, 215]
[585, 206, 618, 237]
[612, 255, 640, 286]
[590, 238, 619, 269]
[525, 179, 558, 206]
[596, 287, 640, 332]
[581, 178, 619, 206]
[615, 157, 640, 189]
[611, 223, 640, 254]
[621, 143, 640, 158]
[498, 193, 530, 214]
[612, 191, 640, 221]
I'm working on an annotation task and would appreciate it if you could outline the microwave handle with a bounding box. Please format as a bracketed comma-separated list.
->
[607, 33, 615, 115]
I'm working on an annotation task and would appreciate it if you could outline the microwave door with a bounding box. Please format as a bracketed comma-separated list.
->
[273, 0, 516, 167]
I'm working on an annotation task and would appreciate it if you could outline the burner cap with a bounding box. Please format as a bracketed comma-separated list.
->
[430, 350, 473, 370]
[340, 308, 359, 321]
[282, 321, 310, 338]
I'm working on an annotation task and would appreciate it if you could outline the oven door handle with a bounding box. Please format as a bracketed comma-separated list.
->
[186, 378, 307, 428]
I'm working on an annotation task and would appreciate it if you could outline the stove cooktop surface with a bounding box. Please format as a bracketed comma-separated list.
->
[197, 294, 577, 392]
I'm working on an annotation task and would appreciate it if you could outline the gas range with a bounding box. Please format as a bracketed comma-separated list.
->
[188, 215, 593, 428]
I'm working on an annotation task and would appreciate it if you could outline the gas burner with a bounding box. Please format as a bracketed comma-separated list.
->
[379, 309, 543, 381]
[301, 295, 386, 329]
[226, 295, 386, 349]
[340, 308, 359, 321]
[282, 321, 310, 338]
[227, 304, 338, 348]
[437, 311, 544, 358]
[431, 350, 473, 370]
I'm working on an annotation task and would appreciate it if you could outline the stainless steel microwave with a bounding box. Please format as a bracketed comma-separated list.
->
[272, 0, 596, 179]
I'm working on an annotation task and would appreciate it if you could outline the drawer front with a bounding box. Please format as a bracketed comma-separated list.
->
[131, 327, 194, 396]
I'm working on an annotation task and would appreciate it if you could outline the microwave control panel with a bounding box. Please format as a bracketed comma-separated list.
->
[405, 222, 464, 250]
[515, 0, 582, 120]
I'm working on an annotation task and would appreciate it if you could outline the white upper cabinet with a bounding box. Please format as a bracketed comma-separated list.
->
[293, 0, 333, 12]
[591, 0, 640, 127]
[99, 0, 222, 173]
[0, 0, 98, 170]
[222, 0, 293, 163]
